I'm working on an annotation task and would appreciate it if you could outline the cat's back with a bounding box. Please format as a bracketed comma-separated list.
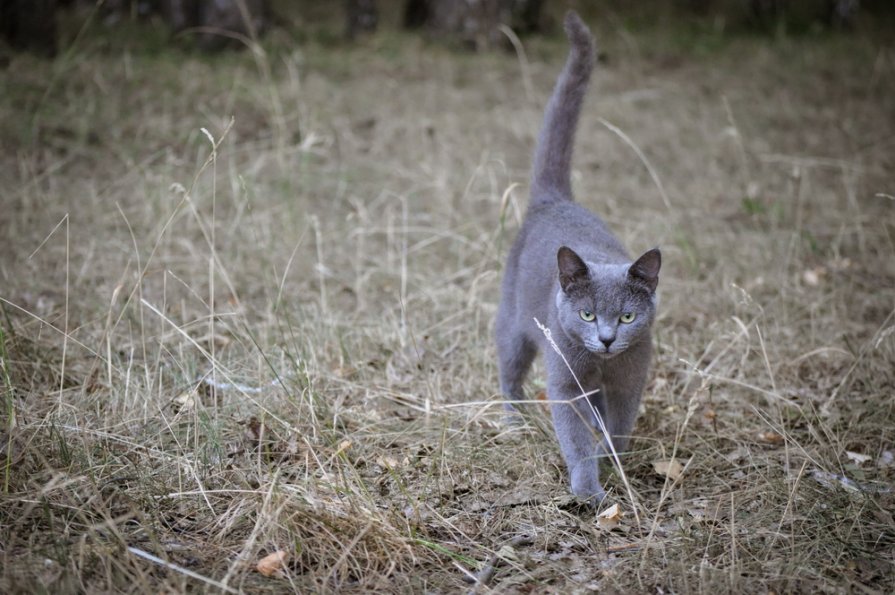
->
[499, 199, 629, 326]
[517, 200, 629, 269]
[498, 201, 630, 332]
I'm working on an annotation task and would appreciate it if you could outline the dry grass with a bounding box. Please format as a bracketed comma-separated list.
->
[1, 3, 894, 593]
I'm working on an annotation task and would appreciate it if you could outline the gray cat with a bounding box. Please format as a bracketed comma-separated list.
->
[495, 11, 661, 503]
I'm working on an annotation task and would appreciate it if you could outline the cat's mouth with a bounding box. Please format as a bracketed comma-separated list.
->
[583, 341, 620, 357]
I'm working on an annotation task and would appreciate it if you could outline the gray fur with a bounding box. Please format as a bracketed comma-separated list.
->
[495, 11, 661, 503]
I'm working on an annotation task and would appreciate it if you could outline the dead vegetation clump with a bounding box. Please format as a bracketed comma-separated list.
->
[1, 5, 894, 593]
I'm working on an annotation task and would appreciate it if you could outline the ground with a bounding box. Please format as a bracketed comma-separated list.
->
[1, 3, 894, 593]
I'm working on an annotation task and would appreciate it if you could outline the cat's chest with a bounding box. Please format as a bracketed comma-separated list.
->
[546, 345, 605, 384]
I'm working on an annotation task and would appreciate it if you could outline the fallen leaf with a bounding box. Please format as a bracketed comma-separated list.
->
[757, 431, 785, 445]
[332, 365, 356, 379]
[496, 544, 520, 563]
[597, 503, 623, 531]
[256, 550, 288, 577]
[846, 451, 872, 465]
[802, 269, 821, 286]
[376, 455, 409, 469]
[171, 390, 197, 412]
[243, 416, 264, 449]
[653, 459, 684, 481]
[377, 455, 398, 468]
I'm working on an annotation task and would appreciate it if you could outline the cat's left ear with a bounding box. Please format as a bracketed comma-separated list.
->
[628, 248, 661, 292]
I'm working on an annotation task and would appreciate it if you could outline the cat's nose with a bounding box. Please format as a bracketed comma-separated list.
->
[600, 336, 615, 348]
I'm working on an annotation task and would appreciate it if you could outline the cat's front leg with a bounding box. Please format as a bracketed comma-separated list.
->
[597, 339, 652, 459]
[548, 377, 606, 503]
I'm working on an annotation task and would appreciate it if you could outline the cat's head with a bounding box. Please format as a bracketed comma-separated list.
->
[554, 246, 661, 357]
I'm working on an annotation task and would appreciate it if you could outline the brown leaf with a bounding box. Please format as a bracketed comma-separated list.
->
[244, 416, 263, 448]
[332, 365, 357, 379]
[802, 267, 827, 287]
[256, 550, 288, 577]
[653, 459, 684, 481]
[597, 503, 623, 531]
[757, 431, 785, 445]
[802, 268, 823, 286]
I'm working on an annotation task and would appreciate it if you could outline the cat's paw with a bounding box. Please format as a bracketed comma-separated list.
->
[501, 402, 526, 427]
[570, 463, 606, 506]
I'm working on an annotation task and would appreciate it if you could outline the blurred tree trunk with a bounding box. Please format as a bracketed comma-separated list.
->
[158, 0, 268, 48]
[683, 0, 862, 29]
[158, 0, 200, 32]
[345, 0, 378, 39]
[404, 0, 544, 49]
[510, 0, 545, 34]
[1, 0, 58, 56]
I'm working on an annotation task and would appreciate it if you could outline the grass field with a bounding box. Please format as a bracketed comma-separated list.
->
[1, 2, 894, 593]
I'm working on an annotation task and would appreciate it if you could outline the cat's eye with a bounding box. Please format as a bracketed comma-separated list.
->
[579, 310, 596, 322]
[620, 312, 636, 323]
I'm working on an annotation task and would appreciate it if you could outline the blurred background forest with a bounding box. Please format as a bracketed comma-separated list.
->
[4, 0, 895, 56]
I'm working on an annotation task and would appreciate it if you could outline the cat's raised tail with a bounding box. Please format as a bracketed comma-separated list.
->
[530, 11, 596, 206]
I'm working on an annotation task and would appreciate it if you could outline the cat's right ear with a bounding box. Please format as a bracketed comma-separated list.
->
[558, 246, 589, 293]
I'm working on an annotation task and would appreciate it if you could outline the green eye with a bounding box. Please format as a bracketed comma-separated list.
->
[579, 310, 596, 322]
[620, 312, 636, 323]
